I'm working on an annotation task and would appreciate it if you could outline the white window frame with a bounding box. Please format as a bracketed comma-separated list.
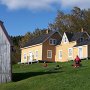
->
[68, 48, 73, 57]
[64, 37, 67, 43]
[61, 33, 69, 44]
[78, 46, 83, 59]
[59, 50, 62, 59]
[47, 50, 52, 58]
[24, 53, 27, 60]
[35, 50, 38, 58]
[49, 39, 57, 45]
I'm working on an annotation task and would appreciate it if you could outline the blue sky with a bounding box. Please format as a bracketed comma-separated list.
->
[0, 0, 90, 36]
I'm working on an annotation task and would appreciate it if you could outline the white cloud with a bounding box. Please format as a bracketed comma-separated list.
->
[0, 0, 90, 10]
[61, 0, 90, 9]
[0, 0, 60, 10]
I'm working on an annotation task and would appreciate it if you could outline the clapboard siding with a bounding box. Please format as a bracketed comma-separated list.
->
[0, 21, 11, 83]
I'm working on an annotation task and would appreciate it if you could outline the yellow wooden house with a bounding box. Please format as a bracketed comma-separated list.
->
[21, 30, 90, 63]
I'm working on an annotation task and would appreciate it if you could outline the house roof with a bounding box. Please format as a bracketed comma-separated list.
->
[24, 31, 61, 47]
[0, 21, 13, 46]
[71, 32, 87, 41]
[74, 39, 90, 47]
[65, 31, 89, 42]
[65, 32, 73, 42]
[65, 31, 90, 46]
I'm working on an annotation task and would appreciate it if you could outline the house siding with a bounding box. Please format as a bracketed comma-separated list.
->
[21, 31, 90, 63]
[73, 45, 88, 59]
[55, 41, 76, 62]
[0, 24, 11, 83]
[42, 32, 61, 62]
[88, 45, 90, 58]
[21, 44, 42, 63]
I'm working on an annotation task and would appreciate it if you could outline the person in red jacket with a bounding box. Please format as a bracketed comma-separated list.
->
[74, 55, 81, 67]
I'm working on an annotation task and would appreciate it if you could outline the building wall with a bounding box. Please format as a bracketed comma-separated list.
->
[42, 32, 61, 62]
[87, 45, 90, 58]
[55, 41, 76, 62]
[56, 41, 88, 62]
[73, 45, 88, 59]
[0, 25, 11, 83]
[21, 44, 42, 63]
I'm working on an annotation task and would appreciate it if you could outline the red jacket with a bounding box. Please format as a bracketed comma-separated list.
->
[75, 56, 81, 62]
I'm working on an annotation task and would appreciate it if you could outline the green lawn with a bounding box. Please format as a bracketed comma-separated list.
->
[0, 60, 90, 90]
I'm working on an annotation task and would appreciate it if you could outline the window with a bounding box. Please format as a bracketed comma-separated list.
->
[47, 50, 52, 58]
[49, 39, 57, 45]
[78, 47, 83, 59]
[59, 50, 62, 59]
[80, 37, 84, 42]
[62, 33, 68, 43]
[35, 50, 38, 58]
[24, 53, 27, 59]
[68, 48, 73, 57]
[64, 37, 67, 42]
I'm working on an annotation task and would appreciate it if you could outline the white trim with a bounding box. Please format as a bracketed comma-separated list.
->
[24, 53, 27, 60]
[47, 50, 52, 58]
[61, 32, 69, 44]
[78, 46, 83, 59]
[68, 48, 73, 58]
[59, 50, 62, 59]
[21, 43, 42, 49]
[49, 38, 57, 45]
[83, 45, 88, 58]
[29, 51, 33, 62]
[35, 50, 38, 58]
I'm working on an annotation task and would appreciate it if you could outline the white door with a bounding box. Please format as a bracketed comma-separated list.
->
[29, 52, 33, 62]
[78, 47, 83, 59]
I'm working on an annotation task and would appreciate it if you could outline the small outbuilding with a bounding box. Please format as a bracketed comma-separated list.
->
[0, 20, 12, 83]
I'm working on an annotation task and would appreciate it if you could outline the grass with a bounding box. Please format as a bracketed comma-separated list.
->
[0, 60, 90, 90]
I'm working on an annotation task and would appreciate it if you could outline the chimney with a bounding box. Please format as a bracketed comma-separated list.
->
[81, 28, 84, 32]
[46, 30, 49, 34]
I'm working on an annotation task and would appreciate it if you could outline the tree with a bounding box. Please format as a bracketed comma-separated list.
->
[49, 7, 90, 34]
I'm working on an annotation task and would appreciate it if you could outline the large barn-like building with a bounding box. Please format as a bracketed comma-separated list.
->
[0, 21, 12, 83]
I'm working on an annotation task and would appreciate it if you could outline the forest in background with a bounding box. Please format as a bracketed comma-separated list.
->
[11, 7, 90, 64]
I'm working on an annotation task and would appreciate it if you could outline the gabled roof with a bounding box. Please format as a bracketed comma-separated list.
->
[24, 31, 61, 47]
[71, 32, 87, 41]
[64, 31, 90, 46]
[65, 31, 89, 42]
[74, 39, 90, 47]
[0, 21, 13, 46]
[65, 32, 73, 42]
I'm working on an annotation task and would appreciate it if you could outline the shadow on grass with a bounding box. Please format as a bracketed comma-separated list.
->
[12, 71, 63, 82]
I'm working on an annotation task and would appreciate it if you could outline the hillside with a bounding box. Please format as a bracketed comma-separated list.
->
[0, 60, 90, 90]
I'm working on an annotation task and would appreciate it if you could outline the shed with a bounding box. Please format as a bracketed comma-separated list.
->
[0, 21, 12, 83]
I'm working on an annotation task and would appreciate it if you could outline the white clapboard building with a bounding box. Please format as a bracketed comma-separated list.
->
[0, 20, 12, 83]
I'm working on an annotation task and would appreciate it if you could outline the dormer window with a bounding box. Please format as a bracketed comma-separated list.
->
[62, 33, 68, 43]
[64, 37, 67, 42]
[49, 39, 57, 45]
[80, 37, 84, 42]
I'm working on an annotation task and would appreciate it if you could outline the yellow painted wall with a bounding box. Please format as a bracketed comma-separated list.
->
[21, 44, 42, 63]
[55, 41, 76, 62]
[56, 41, 88, 62]
[73, 45, 88, 59]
